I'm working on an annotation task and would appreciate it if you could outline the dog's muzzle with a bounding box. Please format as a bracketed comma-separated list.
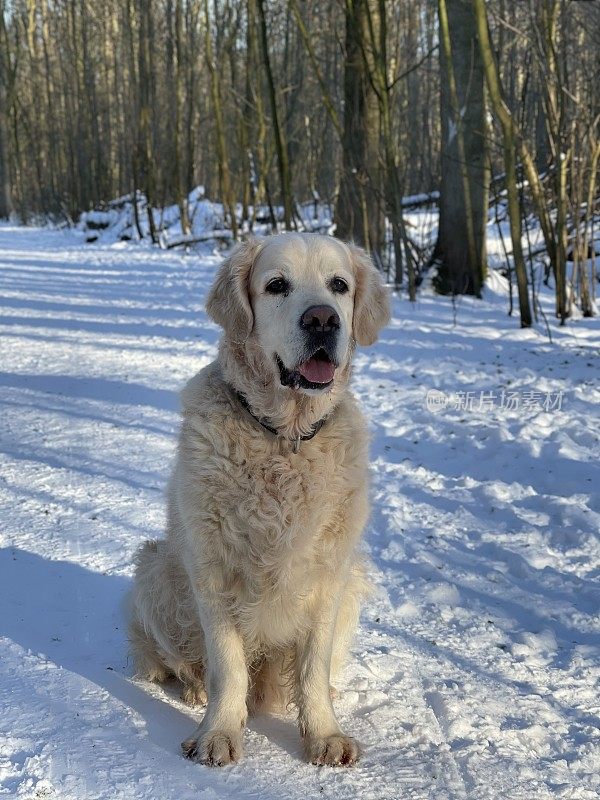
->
[276, 305, 341, 391]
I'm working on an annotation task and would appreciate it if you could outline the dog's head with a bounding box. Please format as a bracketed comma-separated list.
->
[207, 233, 390, 396]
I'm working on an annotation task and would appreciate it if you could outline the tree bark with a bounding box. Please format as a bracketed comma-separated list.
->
[335, 0, 383, 256]
[138, 0, 158, 242]
[434, 0, 488, 297]
[472, 0, 532, 326]
[0, 1, 14, 219]
[204, 0, 238, 238]
[174, 0, 190, 234]
[256, 0, 293, 230]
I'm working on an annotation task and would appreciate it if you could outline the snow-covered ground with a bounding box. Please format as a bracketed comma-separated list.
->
[1, 224, 598, 800]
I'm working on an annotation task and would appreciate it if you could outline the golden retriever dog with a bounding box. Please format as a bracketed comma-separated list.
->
[129, 232, 390, 767]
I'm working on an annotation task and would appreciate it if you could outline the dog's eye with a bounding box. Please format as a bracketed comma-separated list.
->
[265, 277, 290, 295]
[330, 277, 349, 294]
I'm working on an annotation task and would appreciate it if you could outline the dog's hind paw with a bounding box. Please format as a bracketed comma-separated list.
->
[181, 683, 208, 706]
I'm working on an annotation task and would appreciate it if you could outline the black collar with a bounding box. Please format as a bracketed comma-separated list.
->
[234, 390, 328, 453]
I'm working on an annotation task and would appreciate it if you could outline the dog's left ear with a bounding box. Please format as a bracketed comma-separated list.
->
[206, 239, 262, 342]
[349, 244, 391, 346]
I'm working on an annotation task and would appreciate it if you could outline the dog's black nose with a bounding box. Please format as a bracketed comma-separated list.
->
[300, 305, 340, 332]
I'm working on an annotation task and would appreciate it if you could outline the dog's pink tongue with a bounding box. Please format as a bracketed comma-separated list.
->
[297, 357, 335, 384]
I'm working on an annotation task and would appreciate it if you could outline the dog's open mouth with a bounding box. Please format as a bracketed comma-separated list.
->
[298, 348, 336, 384]
[276, 350, 336, 390]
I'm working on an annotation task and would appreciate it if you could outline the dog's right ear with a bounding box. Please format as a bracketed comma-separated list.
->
[206, 239, 262, 341]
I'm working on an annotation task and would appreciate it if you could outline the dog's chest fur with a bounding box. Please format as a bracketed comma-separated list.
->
[182, 407, 364, 650]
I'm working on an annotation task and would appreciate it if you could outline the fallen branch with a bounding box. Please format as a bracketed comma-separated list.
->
[165, 230, 233, 249]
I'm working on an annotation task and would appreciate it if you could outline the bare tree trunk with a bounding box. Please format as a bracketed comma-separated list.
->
[363, 0, 412, 293]
[138, 0, 158, 242]
[473, 0, 531, 326]
[579, 141, 600, 317]
[434, 0, 488, 297]
[537, 0, 569, 322]
[246, 0, 269, 224]
[203, 0, 238, 238]
[534, 89, 550, 173]
[0, 1, 14, 219]
[256, 0, 293, 230]
[174, 0, 190, 234]
[504, 138, 532, 327]
[0, 99, 11, 218]
[336, 0, 383, 256]
[239, 3, 253, 225]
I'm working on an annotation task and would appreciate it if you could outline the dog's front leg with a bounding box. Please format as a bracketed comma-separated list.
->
[181, 598, 247, 766]
[296, 585, 361, 766]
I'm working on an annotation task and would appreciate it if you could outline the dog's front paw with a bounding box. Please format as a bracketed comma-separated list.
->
[304, 734, 361, 766]
[182, 729, 243, 766]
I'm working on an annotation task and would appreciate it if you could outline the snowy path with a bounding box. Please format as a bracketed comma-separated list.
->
[0, 225, 598, 799]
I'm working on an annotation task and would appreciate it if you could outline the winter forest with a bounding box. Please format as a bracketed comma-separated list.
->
[1, 2, 599, 799]
[1, 0, 599, 322]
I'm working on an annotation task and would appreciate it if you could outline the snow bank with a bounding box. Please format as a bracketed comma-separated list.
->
[78, 189, 335, 249]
